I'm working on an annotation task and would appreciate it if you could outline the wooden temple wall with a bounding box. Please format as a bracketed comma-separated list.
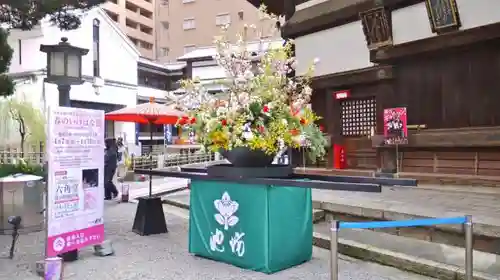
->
[288, 0, 500, 177]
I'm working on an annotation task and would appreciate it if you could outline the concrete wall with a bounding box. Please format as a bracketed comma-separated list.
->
[294, 20, 373, 77]
[392, 0, 500, 44]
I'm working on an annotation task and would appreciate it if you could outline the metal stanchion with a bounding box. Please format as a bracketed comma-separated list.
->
[465, 215, 473, 280]
[330, 220, 339, 280]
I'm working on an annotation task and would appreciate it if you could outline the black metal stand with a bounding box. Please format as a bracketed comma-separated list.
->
[131, 121, 169, 236]
[8, 224, 19, 259]
[207, 164, 293, 178]
[132, 197, 168, 236]
[138, 164, 417, 192]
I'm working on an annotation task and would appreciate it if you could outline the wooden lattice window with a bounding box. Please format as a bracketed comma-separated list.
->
[341, 97, 376, 136]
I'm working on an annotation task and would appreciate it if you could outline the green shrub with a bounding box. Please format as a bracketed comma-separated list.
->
[0, 161, 44, 178]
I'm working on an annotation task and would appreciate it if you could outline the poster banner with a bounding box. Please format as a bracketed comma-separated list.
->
[383, 107, 408, 145]
[46, 107, 105, 257]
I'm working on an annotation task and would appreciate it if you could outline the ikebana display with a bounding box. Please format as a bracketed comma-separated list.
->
[173, 11, 327, 167]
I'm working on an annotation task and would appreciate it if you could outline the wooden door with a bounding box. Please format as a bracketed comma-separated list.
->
[340, 97, 377, 169]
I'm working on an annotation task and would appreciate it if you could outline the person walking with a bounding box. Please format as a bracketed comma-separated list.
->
[116, 137, 128, 179]
[104, 138, 119, 200]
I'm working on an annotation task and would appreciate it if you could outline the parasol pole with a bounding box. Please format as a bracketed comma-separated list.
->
[149, 121, 153, 197]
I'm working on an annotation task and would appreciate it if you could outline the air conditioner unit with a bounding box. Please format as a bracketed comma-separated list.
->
[161, 21, 169, 29]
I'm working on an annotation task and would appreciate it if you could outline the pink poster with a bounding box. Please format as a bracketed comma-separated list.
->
[46, 107, 105, 257]
[383, 107, 408, 145]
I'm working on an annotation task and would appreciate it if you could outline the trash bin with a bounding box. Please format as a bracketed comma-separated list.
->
[0, 174, 44, 234]
[188, 180, 312, 274]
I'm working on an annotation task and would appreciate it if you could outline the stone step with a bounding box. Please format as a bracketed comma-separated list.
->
[312, 209, 325, 224]
[313, 220, 499, 280]
[160, 193, 499, 280]
[313, 199, 500, 255]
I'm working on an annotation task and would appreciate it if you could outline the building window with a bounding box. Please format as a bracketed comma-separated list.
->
[183, 18, 196, 30]
[341, 97, 376, 137]
[183, 45, 196, 54]
[182, 0, 195, 3]
[128, 36, 139, 46]
[140, 9, 153, 19]
[216, 13, 231, 26]
[160, 47, 169, 57]
[106, 11, 119, 22]
[140, 41, 153, 50]
[161, 21, 169, 29]
[93, 19, 100, 77]
[140, 24, 153, 35]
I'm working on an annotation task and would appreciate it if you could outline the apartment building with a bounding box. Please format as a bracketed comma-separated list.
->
[155, 0, 278, 61]
[102, 0, 156, 59]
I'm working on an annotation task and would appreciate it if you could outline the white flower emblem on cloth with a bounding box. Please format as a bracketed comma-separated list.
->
[214, 192, 239, 230]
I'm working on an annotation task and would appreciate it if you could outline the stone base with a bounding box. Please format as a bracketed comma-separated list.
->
[94, 240, 115, 256]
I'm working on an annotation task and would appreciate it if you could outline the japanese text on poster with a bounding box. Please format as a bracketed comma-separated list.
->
[46, 107, 105, 257]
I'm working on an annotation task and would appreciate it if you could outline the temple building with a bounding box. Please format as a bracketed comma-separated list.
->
[247, 0, 500, 185]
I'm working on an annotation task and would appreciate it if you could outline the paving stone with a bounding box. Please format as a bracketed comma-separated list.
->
[0, 203, 433, 280]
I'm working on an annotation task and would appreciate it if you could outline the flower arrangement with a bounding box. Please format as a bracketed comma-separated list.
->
[173, 8, 328, 162]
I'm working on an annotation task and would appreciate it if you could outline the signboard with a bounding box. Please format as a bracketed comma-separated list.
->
[46, 107, 105, 257]
[333, 90, 350, 100]
[383, 107, 408, 145]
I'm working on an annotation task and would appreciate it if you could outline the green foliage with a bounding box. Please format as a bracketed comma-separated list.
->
[2, 0, 107, 30]
[0, 161, 44, 178]
[0, 98, 46, 150]
[0, 0, 106, 97]
[0, 29, 14, 97]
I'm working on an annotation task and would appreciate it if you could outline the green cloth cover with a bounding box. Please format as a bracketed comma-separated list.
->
[188, 180, 312, 274]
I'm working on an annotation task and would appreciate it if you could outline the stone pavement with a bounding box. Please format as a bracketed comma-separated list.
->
[312, 185, 500, 227]
[0, 203, 434, 280]
[126, 177, 189, 199]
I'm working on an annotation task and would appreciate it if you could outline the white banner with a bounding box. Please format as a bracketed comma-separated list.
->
[46, 106, 105, 257]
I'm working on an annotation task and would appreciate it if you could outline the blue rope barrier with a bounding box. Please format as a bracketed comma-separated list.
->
[339, 216, 467, 229]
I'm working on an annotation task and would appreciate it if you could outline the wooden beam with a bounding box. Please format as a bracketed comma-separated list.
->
[282, 0, 423, 38]
[312, 65, 393, 89]
[371, 22, 500, 62]
[407, 127, 500, 147]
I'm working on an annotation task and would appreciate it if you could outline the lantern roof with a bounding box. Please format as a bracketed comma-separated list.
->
[39, 37, 89, 56]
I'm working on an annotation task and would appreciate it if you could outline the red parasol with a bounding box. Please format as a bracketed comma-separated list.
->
[105, 97, 185, 125]
[105, 97, 186, 198]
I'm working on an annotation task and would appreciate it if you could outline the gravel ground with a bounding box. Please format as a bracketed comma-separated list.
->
[0, 203, 434, 280]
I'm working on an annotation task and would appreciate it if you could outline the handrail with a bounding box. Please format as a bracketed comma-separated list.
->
[329, 215, 473, 280]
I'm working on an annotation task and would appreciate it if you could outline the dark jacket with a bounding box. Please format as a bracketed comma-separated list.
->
[104, 138, 117, 181]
